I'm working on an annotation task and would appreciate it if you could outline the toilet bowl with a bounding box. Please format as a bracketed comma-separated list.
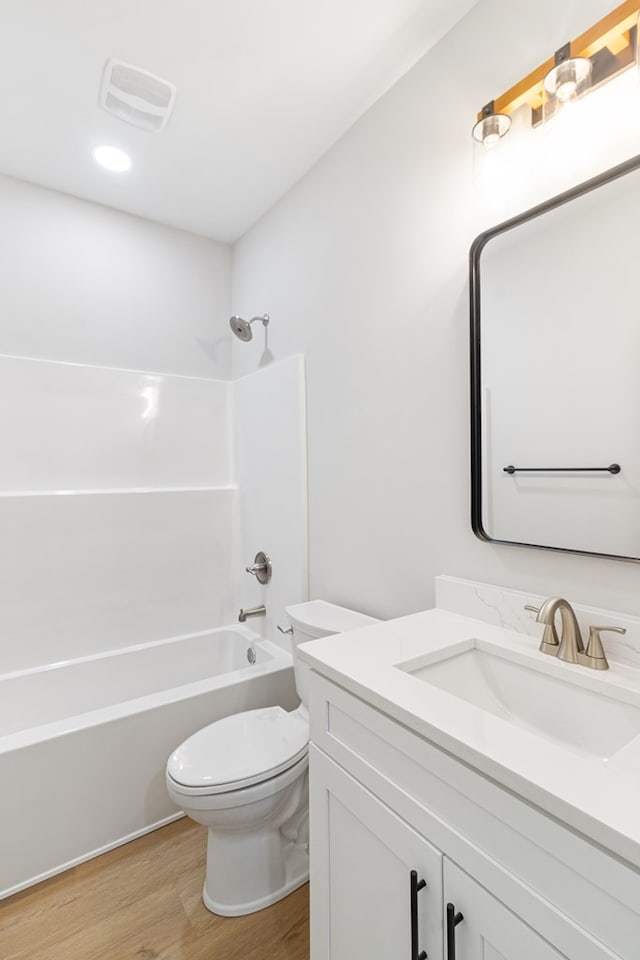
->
[166, 600, 379, 916]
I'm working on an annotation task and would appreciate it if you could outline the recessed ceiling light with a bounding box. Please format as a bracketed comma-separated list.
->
[93, 145, 131, 173]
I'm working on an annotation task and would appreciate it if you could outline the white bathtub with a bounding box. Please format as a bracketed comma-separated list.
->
[0, 626, 297, 899]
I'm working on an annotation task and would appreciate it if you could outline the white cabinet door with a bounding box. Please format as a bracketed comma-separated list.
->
[444, 859, 567, 960]
[310, 746, 442, 960]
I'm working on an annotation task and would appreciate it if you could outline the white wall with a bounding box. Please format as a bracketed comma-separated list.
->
[0, 174, 232, 378]
[231, 0, 640, 620]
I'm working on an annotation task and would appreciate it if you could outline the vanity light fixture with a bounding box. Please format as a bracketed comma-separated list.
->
[471, 102, 511, 148]
[472, 0, 639, 144]
[543, 45, 592, 105]
[93, 144, 131, 173]
[543, 43, 592, 121]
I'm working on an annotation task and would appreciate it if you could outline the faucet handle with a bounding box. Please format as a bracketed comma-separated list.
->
[245, 551, 272, 585]
[524, 604, 559, 654]
[581, 625, 626, 671]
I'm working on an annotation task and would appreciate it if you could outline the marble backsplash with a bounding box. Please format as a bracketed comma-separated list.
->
[435, 575, 640, 670]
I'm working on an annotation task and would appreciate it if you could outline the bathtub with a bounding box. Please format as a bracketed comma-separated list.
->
[0, 626, 297, 899]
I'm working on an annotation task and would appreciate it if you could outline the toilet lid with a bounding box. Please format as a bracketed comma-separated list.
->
[167, 706, 309, 794]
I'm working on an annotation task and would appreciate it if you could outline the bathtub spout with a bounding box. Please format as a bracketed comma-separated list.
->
[238, 605, 266, 622]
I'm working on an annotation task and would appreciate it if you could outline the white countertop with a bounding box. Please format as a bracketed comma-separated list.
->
[299, 608, 640, 870]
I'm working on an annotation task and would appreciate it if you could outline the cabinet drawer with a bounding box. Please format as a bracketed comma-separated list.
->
[309, 671, 638, 960]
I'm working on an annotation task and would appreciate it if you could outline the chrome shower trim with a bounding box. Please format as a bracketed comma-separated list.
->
[229, 313, 270, 342]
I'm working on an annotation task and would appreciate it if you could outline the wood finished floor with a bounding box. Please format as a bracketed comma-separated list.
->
[0, 818, 309, 960]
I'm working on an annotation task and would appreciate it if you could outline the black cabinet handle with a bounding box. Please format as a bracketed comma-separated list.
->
[410, 870, 427, 960]
[446, 902, 464, 960]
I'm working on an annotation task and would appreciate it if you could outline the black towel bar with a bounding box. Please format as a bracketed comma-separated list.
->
[503, 464, 621, 475]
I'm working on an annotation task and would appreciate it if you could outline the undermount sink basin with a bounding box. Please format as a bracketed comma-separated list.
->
[404, 641, 640, 762]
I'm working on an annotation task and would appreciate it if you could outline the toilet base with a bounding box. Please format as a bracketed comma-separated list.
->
[202, 839, 309, 917]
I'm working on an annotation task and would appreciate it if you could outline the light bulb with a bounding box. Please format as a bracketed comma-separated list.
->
[556, 79, 578, 102]
[93, 145, 131, 173]
[472, 113, 511, 147]
[544, 57, 591, 107]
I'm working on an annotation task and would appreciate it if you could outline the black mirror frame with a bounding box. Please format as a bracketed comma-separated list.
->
[469, 151, 640, 564]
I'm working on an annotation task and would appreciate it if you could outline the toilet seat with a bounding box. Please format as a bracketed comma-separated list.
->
[167, 706, 309, 796]
[167, 753, 308, 812]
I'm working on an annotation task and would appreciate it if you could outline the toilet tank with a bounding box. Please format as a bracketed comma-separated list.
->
[285, 600, 380, 708]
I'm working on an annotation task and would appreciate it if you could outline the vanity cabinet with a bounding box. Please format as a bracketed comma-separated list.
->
[444, 860, 565, 960]
[311, 749, 564, 960]
[308, 672, 638, 960]
[310, 745, 443, 960]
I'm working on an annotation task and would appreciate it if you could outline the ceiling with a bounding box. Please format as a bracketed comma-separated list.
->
[0, 0, 479, 242]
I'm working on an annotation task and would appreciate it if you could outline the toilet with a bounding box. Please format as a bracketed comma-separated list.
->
[165, 600, 379, 916]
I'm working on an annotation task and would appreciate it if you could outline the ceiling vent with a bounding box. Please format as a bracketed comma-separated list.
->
[100, 59, 176, 133]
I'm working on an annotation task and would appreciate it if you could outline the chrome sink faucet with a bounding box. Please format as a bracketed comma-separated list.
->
[537, 597, 584, 664]
[525, 597, 626, 670]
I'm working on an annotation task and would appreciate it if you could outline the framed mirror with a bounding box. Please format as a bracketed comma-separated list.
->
[470, 152, 640, 562]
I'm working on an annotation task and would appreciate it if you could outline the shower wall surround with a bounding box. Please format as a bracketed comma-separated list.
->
[233, 355, 309, 649]
[0, 356, 232, 492]
[0, 175, 310, 675]
[0, 359, 236, 673]
[0, 176, 235, 674]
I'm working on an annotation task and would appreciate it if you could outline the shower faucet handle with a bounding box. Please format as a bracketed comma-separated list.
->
[245, 551, 272, 585]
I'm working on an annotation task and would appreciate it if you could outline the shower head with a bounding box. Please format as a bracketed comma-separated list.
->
[229, 314, 269, 342]
[229, 316, 252, 341]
